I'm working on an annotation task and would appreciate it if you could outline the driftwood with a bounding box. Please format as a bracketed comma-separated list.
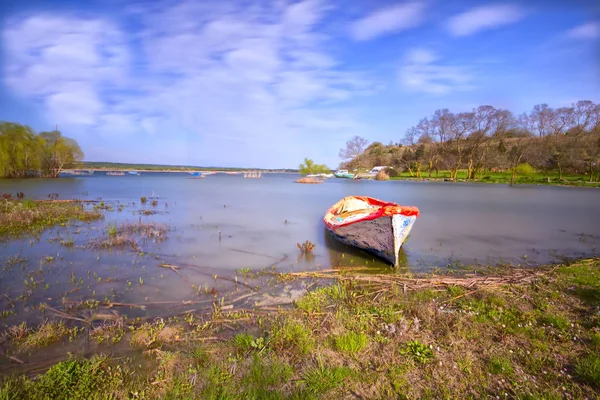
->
[283, 266, 555, 291]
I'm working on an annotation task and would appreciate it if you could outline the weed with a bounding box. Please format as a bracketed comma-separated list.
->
[302, 359, 350, 395]
[540, 314, 570, 331]
[400, 340, 434, 364]
[234, 333, 266, 353]
[488, 356, 514, 375]
[243, 355, 294, 392]
[270, 320, 314, 355]
[297, 240, 315, 253]
[107, 223, 118, 237]
[140, 197, 147, 204]
[28, 356, 117, 400]
[575, 354, 600, 388]
[333, 331, 369, 354]
[21, 321, 73, 348]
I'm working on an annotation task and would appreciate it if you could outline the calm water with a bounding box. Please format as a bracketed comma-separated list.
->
[1, 172, 599, 270]
[1, 173, 599, 326]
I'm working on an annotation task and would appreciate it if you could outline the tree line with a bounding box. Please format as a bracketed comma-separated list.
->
[339, 100, 600, 184]
[0, 122, 83, 178]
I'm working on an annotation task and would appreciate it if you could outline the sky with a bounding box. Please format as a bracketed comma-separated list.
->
[0, 0, 599, 169]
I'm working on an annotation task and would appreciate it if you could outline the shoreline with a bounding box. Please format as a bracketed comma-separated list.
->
[0, 258, 598, 398]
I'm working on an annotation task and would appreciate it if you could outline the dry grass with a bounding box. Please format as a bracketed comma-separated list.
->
[296, 176, 324, 184]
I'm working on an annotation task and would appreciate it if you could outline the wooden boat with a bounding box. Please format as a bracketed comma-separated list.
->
[324, 196, 419, 266]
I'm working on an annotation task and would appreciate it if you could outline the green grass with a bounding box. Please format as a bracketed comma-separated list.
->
[575, 354, 600, 388]
[302, 360, 351, 395]
[0, 200, 102, 238]
[332, 331, 369, 354]
[389, 169, 600, 187]
[487, 356, 514, 375]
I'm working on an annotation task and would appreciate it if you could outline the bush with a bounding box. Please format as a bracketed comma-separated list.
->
[515, 163, 536, 176]
[385, 167, 400, 177]
[375, 170, 390, 181]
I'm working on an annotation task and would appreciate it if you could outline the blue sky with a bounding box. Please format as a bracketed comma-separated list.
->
[0, 0, 599, 168]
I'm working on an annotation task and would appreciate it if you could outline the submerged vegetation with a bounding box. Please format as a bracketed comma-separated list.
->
[0, 199, 102, 238]
[0, 258, 598, 398]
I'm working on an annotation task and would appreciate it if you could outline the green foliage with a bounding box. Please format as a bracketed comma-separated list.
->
[488, 356, 514, 375]
[302, 360, 351, 395]
[298, 158, 329, 175]
[515, 163, 536, 176]
[242, 355, 294, 394]
[400, 340, 434, 363]
[540, 314, 570, 331]
[270, 320, 314, 354]
[575, 354, 600, 388]
[333, 331, 369, 354]
[0, 122, 83, 178]
[233, 333, 266, 353]
[107, 223, 118, 238]
[24, 356, 116, 400]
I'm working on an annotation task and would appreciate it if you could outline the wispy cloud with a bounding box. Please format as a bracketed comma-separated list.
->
[447, 3, 525, 37]
[566, 21, 600, 40]
[2, 0, 378, 167]
[349, 2, 425, 41]
[399, 49, 474, 94]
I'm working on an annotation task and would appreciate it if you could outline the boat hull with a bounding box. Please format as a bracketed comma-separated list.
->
[334, 172, 355, 179]
[326, 214, 416, 265]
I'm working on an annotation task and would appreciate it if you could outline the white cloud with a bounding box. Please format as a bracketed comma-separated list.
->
[2, 0, 378, 167]
[399, 49, 473, 94]
[566, 22, 600, 40]
[349, 2, 425, 41]
[447, 4, 525, 37]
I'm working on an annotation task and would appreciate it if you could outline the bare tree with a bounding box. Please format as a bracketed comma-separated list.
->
[530, 104, 554, 137]
[339, 135, 369, 170]
[546, 107, 575, 179]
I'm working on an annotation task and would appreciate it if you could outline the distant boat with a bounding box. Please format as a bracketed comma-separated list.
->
[127, 171, 140, 176]
[190, 172, 205, 178]
[324, 196, 420, 266]
[333, 169, 354, 179]
[107, 171, 125, 176]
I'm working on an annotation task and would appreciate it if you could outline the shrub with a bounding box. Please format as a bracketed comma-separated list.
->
[515, 163, 536, 176]
[375, 170, 390, 181]
[385, 167, 400, 177]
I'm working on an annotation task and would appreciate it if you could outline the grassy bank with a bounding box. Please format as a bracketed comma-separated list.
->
[1, 259, 598, 399]
[388, 170, 600, 187]
[0, 199, 103, 238]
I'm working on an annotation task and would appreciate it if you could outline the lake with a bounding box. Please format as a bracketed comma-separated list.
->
[0, 172, 599, 325]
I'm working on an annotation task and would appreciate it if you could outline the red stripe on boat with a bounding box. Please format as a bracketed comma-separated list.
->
[324, 196, 420, 230]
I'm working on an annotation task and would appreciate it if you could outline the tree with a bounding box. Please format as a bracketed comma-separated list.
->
[38, 129, 84, 178]
[339, 136, 368, 170]
[298, 158, 329, 175]
[530, 104, 554, 137]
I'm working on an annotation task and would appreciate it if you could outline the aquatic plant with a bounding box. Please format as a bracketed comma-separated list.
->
[140, 196, 147, 204]
[297, 240, 316, 253]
